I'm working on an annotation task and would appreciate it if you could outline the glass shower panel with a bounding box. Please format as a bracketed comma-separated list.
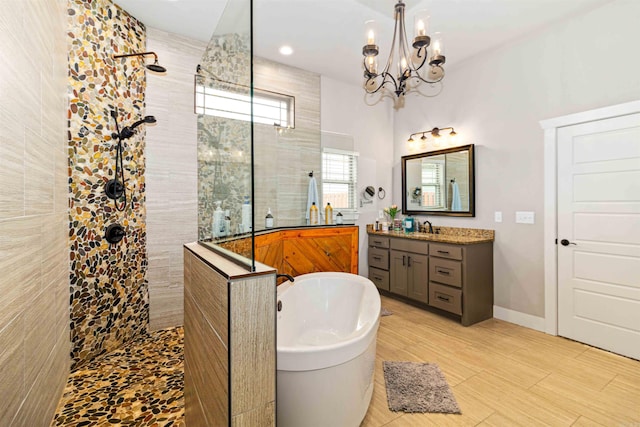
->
[196, 0, 255, 270]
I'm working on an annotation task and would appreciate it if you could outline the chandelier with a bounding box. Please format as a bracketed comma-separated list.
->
[362, 1, 446, 106]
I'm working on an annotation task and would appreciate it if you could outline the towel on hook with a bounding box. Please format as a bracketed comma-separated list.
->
[451, 181, 462, 211]
[306, 176, 323, 222]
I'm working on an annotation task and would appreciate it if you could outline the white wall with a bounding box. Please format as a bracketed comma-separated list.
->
[320, 76, 394, 276]
[146, 28, 206, 330]
[393, 0, 640, 319]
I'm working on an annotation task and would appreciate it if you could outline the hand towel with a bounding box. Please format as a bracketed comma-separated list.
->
[306, 176, 323, 221]
[451, 181, 462, 211]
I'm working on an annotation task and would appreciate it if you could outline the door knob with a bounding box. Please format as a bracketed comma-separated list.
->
[560, 239, 576, 246]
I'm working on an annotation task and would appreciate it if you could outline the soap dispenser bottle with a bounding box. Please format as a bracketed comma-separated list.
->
[309, 202, 319, 225]
[224, 210, 231, 236]
[212, 201, 224, 238]
[265, 208, 274, 228]
[241, 195, 252, 233]
[325, 202, 333, 225]
[336, 211, 343, 225]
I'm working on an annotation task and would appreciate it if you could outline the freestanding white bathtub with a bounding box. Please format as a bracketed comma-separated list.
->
[276, 272, 381, 427]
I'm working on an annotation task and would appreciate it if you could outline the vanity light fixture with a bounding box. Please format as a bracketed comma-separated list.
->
[362, 1, 446, 107]
[407, 127, 456, 146]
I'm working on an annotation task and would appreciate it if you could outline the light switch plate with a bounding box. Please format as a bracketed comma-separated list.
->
[516, 211, 535, 224]
[494, 211, 502, 223]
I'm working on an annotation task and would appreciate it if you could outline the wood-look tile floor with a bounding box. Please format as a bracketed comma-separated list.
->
[50, 297, 640, 426]
[364, 296, 640, 426]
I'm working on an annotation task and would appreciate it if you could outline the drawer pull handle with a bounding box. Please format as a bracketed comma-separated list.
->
[437, 295, 451, 302]
[407, 256, 411, 267]
[437, 250, 450, 254]
[436, 269, 450, 275]
[402, 255, 406, 266]
[374, 275, 382, 281]
[373, 256, 381, 261]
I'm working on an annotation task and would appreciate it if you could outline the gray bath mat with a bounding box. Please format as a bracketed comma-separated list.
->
[381, 308, 393, 316]
[383, 361, 461, 414]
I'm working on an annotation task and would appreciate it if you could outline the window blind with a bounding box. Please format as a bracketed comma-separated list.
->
[195, 84, 294, 127]
[322, 148, 358, 210]
[421, 161, 445, 208]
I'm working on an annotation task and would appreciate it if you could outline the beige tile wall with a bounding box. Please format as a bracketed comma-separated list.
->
[146, 27, 206, 330]
[0, 0, 69, 425]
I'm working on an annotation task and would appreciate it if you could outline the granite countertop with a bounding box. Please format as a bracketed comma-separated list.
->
[367, 225, 494, 245]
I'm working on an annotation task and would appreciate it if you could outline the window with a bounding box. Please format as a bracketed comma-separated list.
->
[322, 148, 358, 211]
[421, 161, 445, 209]
[195, 80, 294, 128]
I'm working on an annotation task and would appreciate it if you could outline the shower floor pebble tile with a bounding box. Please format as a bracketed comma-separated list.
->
[51, 328, 184, 426]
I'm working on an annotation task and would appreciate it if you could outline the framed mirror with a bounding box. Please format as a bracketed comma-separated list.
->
[401, 144, 475, 217]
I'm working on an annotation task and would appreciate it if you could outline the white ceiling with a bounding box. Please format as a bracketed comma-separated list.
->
[115, 0, 610, 87]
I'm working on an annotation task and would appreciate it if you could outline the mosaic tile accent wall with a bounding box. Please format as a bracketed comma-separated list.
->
[67, 0, 148, 369]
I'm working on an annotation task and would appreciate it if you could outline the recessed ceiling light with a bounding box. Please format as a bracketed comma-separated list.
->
[279, 45, 293, 56]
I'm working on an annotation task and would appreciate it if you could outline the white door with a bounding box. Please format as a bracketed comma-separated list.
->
[557, 112, 640, 360]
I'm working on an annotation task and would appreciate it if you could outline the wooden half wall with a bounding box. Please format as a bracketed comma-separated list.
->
[219, 225, 359, 277]
[184, 243, 276, 426]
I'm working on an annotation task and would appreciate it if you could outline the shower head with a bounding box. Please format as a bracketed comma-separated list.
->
[146, 60, 166, 73]
[118, 115, 157, 140]
[113, 51, 167, 74]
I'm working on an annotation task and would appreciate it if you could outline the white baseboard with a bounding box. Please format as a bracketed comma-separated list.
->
[493, 305, 546, 333]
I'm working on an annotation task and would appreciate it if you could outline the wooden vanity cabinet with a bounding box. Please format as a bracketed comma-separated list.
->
[368, 236, 390, 291]
[368, 233, 494, 326]
[389, 239, 429, 303]
[429, 242, 493, 326]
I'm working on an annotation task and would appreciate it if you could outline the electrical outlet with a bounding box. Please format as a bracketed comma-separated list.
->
[515, 211, 535, 224]
[494, 211, 502, 223]
[378, 210, 384, 218]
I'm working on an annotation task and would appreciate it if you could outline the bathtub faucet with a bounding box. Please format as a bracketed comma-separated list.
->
[276, 273, 295, 283]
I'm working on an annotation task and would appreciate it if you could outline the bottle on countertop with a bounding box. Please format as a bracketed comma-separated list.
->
[309, 202, 319, 225]
[403, 215, 415, 233]
[325, 202, 333, 225]
[337, 211, 343, 225]
[241, 195, 252, 233]
[224, 210, 231, 236]
[265, 208, 274, 228]
[212, 201, 224, 238]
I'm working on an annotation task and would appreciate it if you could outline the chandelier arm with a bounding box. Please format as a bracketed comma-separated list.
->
[365, 71, 401, 95]
[410, 65, 445, 84]
[397, 3, 412, 78]
[410, 47, 428, 72]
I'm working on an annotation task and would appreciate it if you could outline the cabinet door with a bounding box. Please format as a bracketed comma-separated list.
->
[389, 250, 408, 296]
[407, 253, 429, 303]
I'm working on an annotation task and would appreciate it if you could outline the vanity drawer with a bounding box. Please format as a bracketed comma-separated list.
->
[390, 238, 429, 255]
[369, 236, 389, 248]
[369, 267, 389, 291]
[429, 257, 462, 288]
[429, 282, 462, 315]
[368, 248, 389, 270]
[429, 243, 463, 260]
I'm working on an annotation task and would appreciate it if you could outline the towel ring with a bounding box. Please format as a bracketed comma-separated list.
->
[377, 187, 386, 199]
